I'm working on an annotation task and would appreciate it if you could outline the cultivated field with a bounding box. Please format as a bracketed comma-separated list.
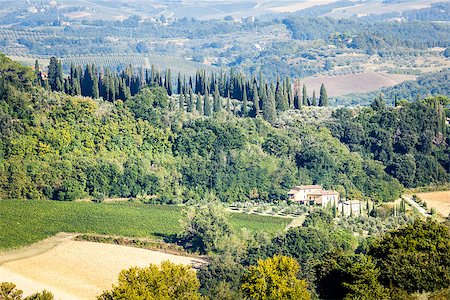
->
[302, 72, 416, 97]
[415, 190, 450, 217]
[0, 234, 204, 299]
[327, 0, 443, 18]
[0, 199, 291, 250]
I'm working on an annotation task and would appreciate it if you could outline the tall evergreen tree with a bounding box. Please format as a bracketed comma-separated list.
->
[253, 83, 260, 116]
[188, 87, 195, 112]
[226, 93, 231, 114]
[92, 65, 99, 99]
[302, 84, 308, 106]
[312, 90, 317, 106]
[82, 65, 93, 97]
[34, 59, 41, 86]
[48, 57, 62, 91]
[241, 84, 248, 116]
[213, 83, 221, 113]
[204, 88, 211, 116]
[318, 83, 328, 107]
[294, 89, 301, 109]
[177, 72, 182, 94]
[179, 93, 185, 111]
[263, 89, 276, 123]
[196, 93, 203, 115]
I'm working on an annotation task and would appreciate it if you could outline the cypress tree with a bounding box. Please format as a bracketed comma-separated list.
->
[48, 57, 60, 91]
[318, 83, 328, 106]
[165, 69, 172, 95]
[302, 84, 308, 106]
[82, 65, 93, 97]
[285, 77, 293, 108]
[213, 83, 221, 113]
[34, 59, 41, 86]
[92, 65, 99, 99]
[241, 84, 248, 116]
[253, 83, 260, 116]
[312, 90, 317, 106]
[196, 93, 203, 115]
[263, 89, 276, 123]
[394, 94, 399, 107]
[226, 93, 231, 114]
[204, 88, 211, 116]
[188, 87, 195, 112]
[177, 72, 182, 94]
[179, 93, 185, 111]
[275, 80, 287, 111]
[294, 89, 301, 109]
[371, 94, 386, 111]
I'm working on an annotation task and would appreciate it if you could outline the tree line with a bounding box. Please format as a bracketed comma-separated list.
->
[37, 57, 329, 123]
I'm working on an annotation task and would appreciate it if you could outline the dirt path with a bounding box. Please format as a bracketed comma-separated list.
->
[0, 235, 205, 300]
[285, 215, 306, 230]
[403, 196, 430, 217]
[0, 233, 76, 265]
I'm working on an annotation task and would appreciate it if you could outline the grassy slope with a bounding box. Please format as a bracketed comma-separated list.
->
[0, 199, 290, 250]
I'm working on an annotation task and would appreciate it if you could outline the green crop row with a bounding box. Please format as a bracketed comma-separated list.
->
[0, 199, 290, 250]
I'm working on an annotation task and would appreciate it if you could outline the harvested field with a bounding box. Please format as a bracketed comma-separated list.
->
[0, 234, 204, 300]
[415, 190, 450, 217]
[301, 72, 416, 97]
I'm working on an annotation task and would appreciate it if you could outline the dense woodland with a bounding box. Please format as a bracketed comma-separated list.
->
[98, 208, 450, 299]
[0, 53, 450, 299]
[0, 54, 448, 204]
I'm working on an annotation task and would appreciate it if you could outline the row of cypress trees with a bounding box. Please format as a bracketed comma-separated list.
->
[37, 57, 329, 122]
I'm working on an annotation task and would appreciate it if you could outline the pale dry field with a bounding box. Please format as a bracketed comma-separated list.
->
[263, 0, 338, 13]
[301, 72, 416, 97]
[0, 234, 204, 300]
[415, 190, 450, 217]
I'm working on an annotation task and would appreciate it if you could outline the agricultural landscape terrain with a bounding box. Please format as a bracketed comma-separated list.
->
[0, 0, 449, 299]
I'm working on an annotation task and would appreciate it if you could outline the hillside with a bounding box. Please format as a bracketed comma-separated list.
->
[1, 54, 449, 204]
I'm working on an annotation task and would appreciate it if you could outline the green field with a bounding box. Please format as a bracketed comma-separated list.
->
[0, 199, 290, 250]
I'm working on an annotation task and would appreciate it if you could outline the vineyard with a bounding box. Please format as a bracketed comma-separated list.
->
[0, 199, 290, 250]
[61, 55, 148, 70]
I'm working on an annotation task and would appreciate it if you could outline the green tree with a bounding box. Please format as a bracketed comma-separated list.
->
[318, 84, 328, 107]
[368, 219, 450, 293]
[263, 89, 276, 124]
[213, 83, 221, 113]
[97, 261, 204, 300]
[47, 57, 62, 92]
[196, 93, 203, 115]
[371, 94, 386, 111]
[0, 282, 54, 300]
[204, 88, 211, 116]
[241, 255, 311, 300]
[179, 203, 232, 254]
[302, 84, 308, 106]
[311, 90, 317, 106]
[242, 85, 248, 116]
[252, 84, 260, 116]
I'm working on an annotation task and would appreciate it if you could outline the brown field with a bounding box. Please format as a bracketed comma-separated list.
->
[263, 0, 338, 13]
[301, 72, 416, 97]
[414, 190, 450, 217]
[0, 234, 204, 300]
[327, 0, 443, 17]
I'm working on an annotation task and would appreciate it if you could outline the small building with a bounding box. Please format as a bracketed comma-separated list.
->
[288, 185, 339, 208]
[339, 200, 362, 216]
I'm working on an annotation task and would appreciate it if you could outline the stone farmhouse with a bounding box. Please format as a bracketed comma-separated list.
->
[287, 185, 339, 208]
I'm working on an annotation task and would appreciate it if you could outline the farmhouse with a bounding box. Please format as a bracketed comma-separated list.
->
[288, 185, 339, 208]
[339, 200, 362, 216]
